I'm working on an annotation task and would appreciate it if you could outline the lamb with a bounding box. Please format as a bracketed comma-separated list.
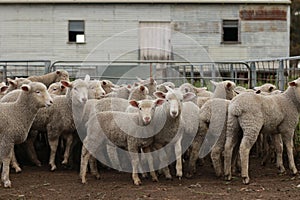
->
[101, 80, 116, 94]
[136, 77, 157, 99]
[6, 77, 32, 93]
[0, 82, 53, 188]
[224, 78, 300, 184]
[27, 70, 69, 87]
[179, 82, 212, 98]
[80, 99, 165, 185]
[104, 84, 131, 99]
[48, 82, 67, 95]
[150, 87, 197, 179]
[156, 82, 175, 93]
[187, 82, 277, 178]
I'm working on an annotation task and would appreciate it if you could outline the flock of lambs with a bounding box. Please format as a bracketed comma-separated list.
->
[0, 69, 300, 188]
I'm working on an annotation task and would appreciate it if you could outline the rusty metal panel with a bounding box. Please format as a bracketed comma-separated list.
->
[240, 6, 287, 20]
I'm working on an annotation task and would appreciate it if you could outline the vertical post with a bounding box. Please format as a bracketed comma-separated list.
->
[183, 65, 186, 83]
[278, 60, 285, 91]
[190, 65, 194, 85]
[230, 64, 235, 83]
[150, 62, 153, 78]
[250, 62, 256, 89]
[45, 60, 51, 74]
[212, 64, 216, 82]
[3, 65, 7, 83]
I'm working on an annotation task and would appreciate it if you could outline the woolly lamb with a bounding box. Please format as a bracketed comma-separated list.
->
[48, 82, 67, 95]
[6, 77, 32, 93]
[101, 80, 116, 94]
[27, 70, 69, 87]
[156, 82, 175, 93]
[224, 78, 300, 184]
[179, 83, 212, 98]
[0, 82, 53, 188]
[80, 99, 165, 185]
[104, 84, 131, 99]
[151, 87, 197, 179]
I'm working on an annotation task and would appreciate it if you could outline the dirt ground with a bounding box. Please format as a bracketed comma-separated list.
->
[1, 155, 300, 200]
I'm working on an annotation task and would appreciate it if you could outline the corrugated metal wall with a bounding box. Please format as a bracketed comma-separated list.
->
[0, 3, 290, 63]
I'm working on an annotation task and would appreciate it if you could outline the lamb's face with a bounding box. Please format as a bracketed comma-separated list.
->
[289, 78, 300, 102]
[87, 80, 106, 99]
[22, 82, 53, 108]
[55, 70, 70, 82]
[71, 80, 88, 104]
[48, 82, 67, 95]
[130, 99, 165, 125]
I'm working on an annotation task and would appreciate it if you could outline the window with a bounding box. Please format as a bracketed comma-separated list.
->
[68, 20, 85, 43]
[222, 20, 239, 43]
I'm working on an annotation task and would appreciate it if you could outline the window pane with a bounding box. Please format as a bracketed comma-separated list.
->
[69, 21, 84, 32]
[222, 20, 239, 42]
[68, 20, 85, 43]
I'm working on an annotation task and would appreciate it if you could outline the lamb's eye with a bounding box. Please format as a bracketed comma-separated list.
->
[139, 107, 142, 110]
[36, 90, 41, 94]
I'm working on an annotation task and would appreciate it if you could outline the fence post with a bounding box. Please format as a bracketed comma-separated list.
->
[278, 60, 285, 91]
[250, 62, 256, 88]
[230, 64, 235, 83]
[190, 65, 194, 85]
[45, 61, 51, 74]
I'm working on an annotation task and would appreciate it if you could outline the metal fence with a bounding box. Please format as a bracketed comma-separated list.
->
[0, 60, 51, 82]
[2, 57, 300, 89]
[49, 60, 251, 88]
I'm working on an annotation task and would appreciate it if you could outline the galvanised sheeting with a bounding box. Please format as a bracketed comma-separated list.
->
[0, 3, 290, 63]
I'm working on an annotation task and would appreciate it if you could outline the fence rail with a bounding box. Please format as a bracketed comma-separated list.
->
[1, 57, 300, 89]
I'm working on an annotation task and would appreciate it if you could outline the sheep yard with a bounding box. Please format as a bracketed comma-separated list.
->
[1, 157, 300, 200]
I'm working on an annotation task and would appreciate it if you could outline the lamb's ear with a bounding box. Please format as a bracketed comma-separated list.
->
[183, 92, 196, 102]
[21, 84, 31, 92]
[136, 76, 143, 82]
[253, 86, 259, 91]
[129, 100, 139, 108]
[155, 99, 165, 106]
[102, 80, 107, 86]
[84, 74, 90, 82]
[269, 86, 274, 92]
[210, 80, 217, 86]
[154, 91, 166, 99]
[61, 80, 72, 88]
[140, 85, 145, 92]
[0, 86, 8, 93]
[8, 78, 17, 87]
[289, 81, 297, 87]
[56, 70, 61, 75]
[226, 82, 232, 89]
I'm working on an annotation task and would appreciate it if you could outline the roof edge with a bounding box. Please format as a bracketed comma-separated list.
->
[0, 0, 291, 4]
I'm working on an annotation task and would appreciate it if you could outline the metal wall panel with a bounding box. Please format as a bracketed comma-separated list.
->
[0, 3, 290, 63]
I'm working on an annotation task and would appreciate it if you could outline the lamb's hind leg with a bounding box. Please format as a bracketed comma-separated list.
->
[239, 131, 260, 185]
[62, 133, 73, 165]
[11, 149, 22, 173]
[273, 134, 285, 174]
[1, 143, 14, 188]
[281, 131, 298, 175]
[48, 137, 59, 171]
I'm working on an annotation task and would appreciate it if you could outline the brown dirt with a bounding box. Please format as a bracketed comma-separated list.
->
[1, 156, 300, 200]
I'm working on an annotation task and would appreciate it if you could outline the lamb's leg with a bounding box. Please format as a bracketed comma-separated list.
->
[143, 146, 158, 182]
[62, 133, 73, 165]
[48, 137, 59, 171]
[174, 134, 183, 179]
[24, 130, 42, 167]
[1, 143, 14, 188]
[224, 115, 240, 181]
[211, 144, 224, 177]
[239, 132, 259, 185]
[10, 149, 22, 173]
[128, 144, 141, 186]
[155, 144, 172, 180]
[89, 156, 100, 180]
[186, 133, 204, 178]
[281, 131, 298, 175]
[80, 145, 91, 184]
[273, 134, 285, 174]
